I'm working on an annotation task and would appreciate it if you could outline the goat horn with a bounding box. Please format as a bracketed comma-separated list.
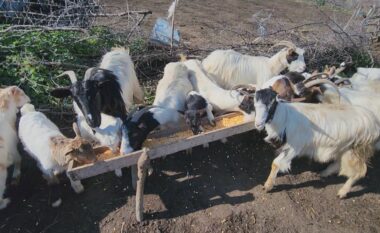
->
[304, 79, 341, 103]
[270, 40, 296, 50]
[334, 77, 350, 85]
[84, 67, 96, 80]
[302, 73, 329, 84]
[57, 71, 78, 83]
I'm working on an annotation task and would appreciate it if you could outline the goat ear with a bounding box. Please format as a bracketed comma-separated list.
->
[287, 48, 295, 55]
[50, 87, 72, 98]
[9, 86, 20, 96]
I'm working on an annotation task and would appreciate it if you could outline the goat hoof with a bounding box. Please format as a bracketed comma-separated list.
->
[220, 138, 228, 144]
[337, 189, 348, 199]
[72, 183, 84, 194]
[114, 169, 123, 177]
[0, 198, 10, 210]
[51, 198, 62, 208]
[210, 120, 216, 127]
[263, 182, 273, 192]
[203, 143, 209, 148]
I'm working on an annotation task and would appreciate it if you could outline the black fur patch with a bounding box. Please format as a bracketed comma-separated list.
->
[185, 94, 208, 111]
[90, 69, 126, 119]
[286, 51, 299, 63]
[122, 110, 160, 151]
[285, 72, 305, 84]
[255, 88, 277, 106]
[239, 95, 255, 114]
[185, 93, 208, 135]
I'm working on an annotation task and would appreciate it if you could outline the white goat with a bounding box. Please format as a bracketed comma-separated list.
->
[0, 86, 30, 209]
[202, 41, 306, 89]
[121, 62, 212, 154]
[351, 67, 380, 81]
[254, 88, 380, 198]
[19, 104, 96, 207]
[183, 59, 255, 121]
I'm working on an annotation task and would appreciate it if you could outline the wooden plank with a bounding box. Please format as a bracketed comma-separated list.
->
[67, 116, 254, 181]
[149, 121, 255, 159]
[67, 150, 143, 181]
[148, 112, 240, 138]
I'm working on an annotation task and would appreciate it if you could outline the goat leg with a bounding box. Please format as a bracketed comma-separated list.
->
[0, 166, 10, 209]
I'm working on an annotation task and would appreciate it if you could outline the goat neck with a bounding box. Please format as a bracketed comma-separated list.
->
[268, 49, 289, 75]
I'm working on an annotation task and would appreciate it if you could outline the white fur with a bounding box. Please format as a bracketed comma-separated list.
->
[98, 48, 144, 107]
[320, 86, 380, 149]
[349, 79, 380, 93]
[202, 48, 306, 89]
[0, 86, 30, 209]
[351, 67, 380, 81]
[19, 104, 86, 203]
[184, 59, 253, 119]
[256, 100, 380, 198]
[153, 62, 193, 111]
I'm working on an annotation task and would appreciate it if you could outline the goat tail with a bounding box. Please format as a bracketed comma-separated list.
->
[339, 144, 374, 179]
[179, 53, 187, 62]
[20, 103, 35, 115]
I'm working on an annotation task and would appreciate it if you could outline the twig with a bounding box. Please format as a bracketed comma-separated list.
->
[126, 12, 150, 42]
[170, 0, 178, 54]
[316, 6, 358, 48]
[91, 10, 152, 17]
[0, 25, 88, 34]
[4, 61, 89, 69]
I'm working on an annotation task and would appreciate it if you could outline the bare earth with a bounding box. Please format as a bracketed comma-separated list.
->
[1, 1, 380, 233]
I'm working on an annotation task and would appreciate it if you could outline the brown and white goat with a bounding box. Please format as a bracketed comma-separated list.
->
[0, 86, 30, 209]
[19, 104, 96, 207]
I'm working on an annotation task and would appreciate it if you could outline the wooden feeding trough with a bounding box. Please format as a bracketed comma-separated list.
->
[67, 112, 255, 222]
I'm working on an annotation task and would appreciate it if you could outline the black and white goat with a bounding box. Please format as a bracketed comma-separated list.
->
[254, 88, 380, 198]
[50, 48, 144, 128]
[121, 62, 213, 154]
[202, 41, 306, 89]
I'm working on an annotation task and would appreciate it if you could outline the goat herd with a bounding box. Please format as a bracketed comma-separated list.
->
[1, 41, 380, 212]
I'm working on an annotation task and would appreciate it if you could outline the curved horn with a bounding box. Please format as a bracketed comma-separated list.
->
[304, 79, 341, 102]
[302, 73, 329, 84]
[334, 77, 350, 85]
[270, 40, 296, 50]
[57, 71, 78, 83]
[84, 67, 96, 80]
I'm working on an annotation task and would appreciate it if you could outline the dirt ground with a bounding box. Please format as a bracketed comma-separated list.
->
[1, 1, 380, 233]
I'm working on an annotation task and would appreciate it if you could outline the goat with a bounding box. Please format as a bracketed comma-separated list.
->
[318, 86, 380, 149]
[351, 67, 380, 81]
[202, 41, 306, 89]
[254, 88, 380, 198]
[19, 104, 96, 207]
[0, 86, 30, 209]
[121, 62, 213, 154]
[50, 48, 144, 128]
[262, 72, 340, 103]
[183, 59, 255, 120]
